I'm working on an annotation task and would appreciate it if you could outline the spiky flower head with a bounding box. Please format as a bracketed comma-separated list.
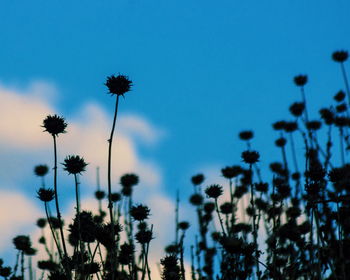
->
[178, 221, 190, 231]
[105, 74, 132, 96]
[239, 130, 254, 141]
[191, 174, 205, 185]
[120, 173, 139, 187]
[135, 229, 153, 244]
[62, 155, 88, 174]
[36, 218, 47, 228]
[205, 184, 223, 199]
[293, 75, 308, 87]
[130, 204, 150, 221]
[110, 192, 121, 202]
[34, 164, 49, 177]
[94, 190, 105, 200]
[161, 255, 181, 280]
[289, 102, 305, 117]
[13, 235, 31, 251]
[42, 115, 67, 136]
[37, 188, 55, 202]
[241, 150, 260, 164]
[189, 193, 203, 206]
[332, 50, 348, 63]
[221, 165, 242, 179]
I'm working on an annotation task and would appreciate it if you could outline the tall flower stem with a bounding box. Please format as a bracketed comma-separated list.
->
[107, 95, 120, 277]
[249, 164, 260, 280]
[74, 173, 85, 278]
[340, 63, 350, 105]
[44, 202, 62, 260]
[52, 135, 68, 258]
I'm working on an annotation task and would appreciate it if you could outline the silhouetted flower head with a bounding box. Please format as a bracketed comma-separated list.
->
[284, 121, 298, 133]
[289, 102, 305, 117]
[161, 255, 181, 280]
[221, 165, 242, 179]
[255, 182, 268, 193]
[120, 173, 139, 187]
[205, 184, 223, 199]
[48, 271, 70, 280]
[62, 155, 88, 174]
[13, 235, 31, 251]
[220, 202, 234, 215]
[272, 121, 286, 131]
[334, 90, 346, 102]
[220, 236, 244, 254]
[306, 120, 322, 131]
[294, 75, 308, 86]
[118, 243, 134, 265]
[130, 204, 150, 221]
[135, 229, 153, 244]
[37, 260, 59, 271]
[275, 137, 287, 147]
[69, 211, 98, 244]
[319, 108, 334, 125]
[178, 221, 190, 231]
[239, 130, 254, 141]
[336, 103, 347, 113]
[332, 50, 348, 63]
[37, 188, 55, 202]
[94, 190, 105, 200]
[0, 266, 11, 277]
[110, 192, 121, 202]
[34, 165, 49, 177]
[48, 217, 64, 229]
[334, 116, 350, 127]
[105, 74, 132, 96]
[241, 150, 260, 164]
[191, 174, 205, 185]
[36, 218, 47, 228]
[189, 193, 203, 206]
[42, 115, 67, 136]
[204, 202, 215, 213]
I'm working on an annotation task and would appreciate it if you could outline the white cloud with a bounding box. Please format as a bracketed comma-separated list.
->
[0, 189, 41, 252]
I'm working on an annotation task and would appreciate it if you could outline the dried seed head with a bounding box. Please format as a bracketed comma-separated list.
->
[332, 50, 348, 63]
[191, 174, 205, 185]
[205, 184, 223, 199]
[62, 155, 88, 175]
[241, 150, 260, 164]
[34, 164, 49, 177]
[293, 75, 308, 87]
[42, 115, 67, 136]
[37, 188, 55, 202]
[105, 74, 132, 96]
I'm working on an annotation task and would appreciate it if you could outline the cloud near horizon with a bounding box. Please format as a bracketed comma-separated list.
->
[0, 80, 175, 270]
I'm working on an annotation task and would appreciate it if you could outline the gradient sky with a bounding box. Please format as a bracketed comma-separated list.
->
[1, 0, 350, 267]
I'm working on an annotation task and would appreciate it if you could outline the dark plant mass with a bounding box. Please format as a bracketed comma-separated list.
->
[2, 49, 350, 280]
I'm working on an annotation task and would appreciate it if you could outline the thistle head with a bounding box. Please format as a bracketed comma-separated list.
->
[105, 74, 132, 96]
[62, 155, 88, 175]
[42, 115, 67, 136]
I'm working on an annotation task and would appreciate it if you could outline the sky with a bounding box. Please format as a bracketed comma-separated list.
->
[0, 0, 350, 274]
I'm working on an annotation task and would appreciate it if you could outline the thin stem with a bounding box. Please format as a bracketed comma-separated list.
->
[74, 173, 85, 279]
[52, 135, 68, 257]
[45, 203, 62, 260]
[340, 63, 350, 105]
[107, 95, 120, 277]
[214, 198, 226, 236]
[249, 164, 260, 280]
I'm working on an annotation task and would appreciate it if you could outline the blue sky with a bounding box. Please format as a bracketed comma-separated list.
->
[0, 0, 350, 270]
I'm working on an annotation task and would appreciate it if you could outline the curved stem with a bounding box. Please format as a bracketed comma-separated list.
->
[107, 95, 120, 277]
[45, 202, 62, 260]
[52, 135, 68, 258]
[214, 198, 226, 236]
